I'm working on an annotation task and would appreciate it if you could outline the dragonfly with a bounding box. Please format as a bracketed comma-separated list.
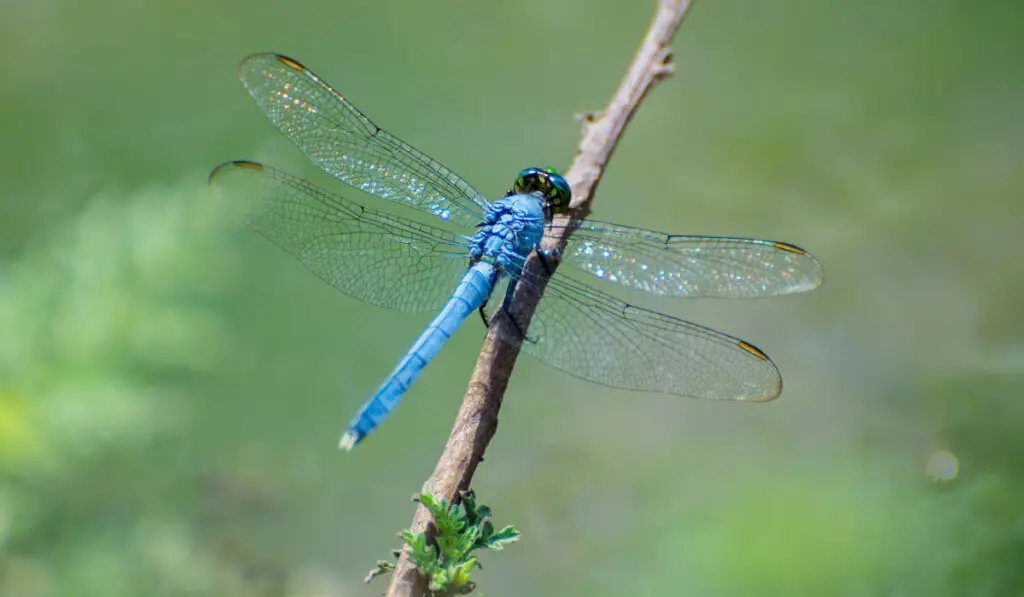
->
[209, 53, 824, 450]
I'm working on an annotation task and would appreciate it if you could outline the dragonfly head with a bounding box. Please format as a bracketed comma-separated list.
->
[512, 167, 572, 217]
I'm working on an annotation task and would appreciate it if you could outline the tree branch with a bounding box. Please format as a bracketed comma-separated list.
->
[384, 2, 695, 595]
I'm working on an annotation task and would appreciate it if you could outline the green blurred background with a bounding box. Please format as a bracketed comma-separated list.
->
[2, 0, 1022, 595]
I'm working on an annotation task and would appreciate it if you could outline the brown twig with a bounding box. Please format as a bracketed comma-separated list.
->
[383, 1, 695, 595]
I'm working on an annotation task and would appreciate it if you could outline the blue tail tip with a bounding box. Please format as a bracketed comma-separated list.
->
[339, 430, 362, 451]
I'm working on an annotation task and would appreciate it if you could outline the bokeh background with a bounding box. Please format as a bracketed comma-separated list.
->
[2, 0, 1022, 595]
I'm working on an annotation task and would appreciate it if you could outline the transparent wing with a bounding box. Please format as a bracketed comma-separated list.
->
[500, 269, 781, 399]
[209, 161, 470, 312]
[554, 219, 824, 298]
[236, 53, 490, 227]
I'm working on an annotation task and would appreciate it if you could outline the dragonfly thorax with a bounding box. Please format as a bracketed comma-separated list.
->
[468, 195, 546, 272]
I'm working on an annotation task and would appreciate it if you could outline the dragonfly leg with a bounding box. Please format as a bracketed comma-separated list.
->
[499, 278, 538, 344]
[497, 250, 553, 343]
[536, 250, 555, 276]
[477, 263, 502, 332]
[505, 311, 537, 344]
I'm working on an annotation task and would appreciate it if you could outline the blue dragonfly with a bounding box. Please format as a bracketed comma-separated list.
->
[209, 54, 824, 450]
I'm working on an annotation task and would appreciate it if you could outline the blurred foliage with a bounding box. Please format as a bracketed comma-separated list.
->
[2, 0, 1023, 596]
[0, 183, 301, 595]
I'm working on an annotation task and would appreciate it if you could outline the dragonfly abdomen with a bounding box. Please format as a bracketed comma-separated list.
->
[339, 262, 498, 450]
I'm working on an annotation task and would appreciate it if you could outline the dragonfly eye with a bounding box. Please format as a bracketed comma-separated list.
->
[512, 167, 572, 214]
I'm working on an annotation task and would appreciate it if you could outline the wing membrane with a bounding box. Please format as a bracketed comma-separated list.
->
[237, 53, 490, 226]
[555, 220, 823, 298]
[497, 265, 782, 399]
[209, 161, 469, 312]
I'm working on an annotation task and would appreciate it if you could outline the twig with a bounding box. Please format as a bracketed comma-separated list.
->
[384, 2, 695, 595]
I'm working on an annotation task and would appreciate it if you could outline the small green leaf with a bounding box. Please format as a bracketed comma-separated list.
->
[451, 556, 478, 589]
[460, 490, 479, 519]
[473, 504, 492, 523]
[401, 530, 438, 567]
[486, 525, 520, 550]
[415, 492, 445, 519]
[427, 574, 446, 592]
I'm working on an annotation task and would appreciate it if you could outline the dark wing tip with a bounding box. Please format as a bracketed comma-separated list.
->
[274, 54, 307, 72]
[237, 53, 307, 76]
[735, 340, 784, 401]
[208, 160, 264, 186]
[773, 241, 807, 255]
[774, 241, 826, 291]
[737, 340, 770, 361]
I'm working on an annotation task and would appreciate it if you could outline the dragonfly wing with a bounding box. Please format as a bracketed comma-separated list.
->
[209, 161, 469, 312]
[507, 272, 781, 399]
[236, 53, 490, 227]
[556, 219, 823, 298]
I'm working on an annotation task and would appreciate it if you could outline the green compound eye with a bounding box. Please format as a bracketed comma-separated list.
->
[511, 167, 572, 214]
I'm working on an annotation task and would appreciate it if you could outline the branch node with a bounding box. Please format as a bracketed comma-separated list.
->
[574, 110, 602, 137]
[653, 48, 676, 79]
[574, 110, 601, 123]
